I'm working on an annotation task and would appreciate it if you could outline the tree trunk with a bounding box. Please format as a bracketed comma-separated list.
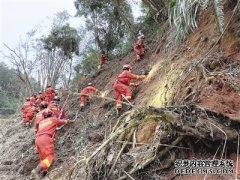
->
[114, 0, 137, 42]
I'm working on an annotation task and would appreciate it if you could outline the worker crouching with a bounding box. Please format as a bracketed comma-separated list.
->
[31, 108, 73, 179]
[113, 64, 146, 116]
[80, 83, 98, 111]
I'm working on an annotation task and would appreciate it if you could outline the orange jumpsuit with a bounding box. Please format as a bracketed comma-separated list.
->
[34, 109, 46, 133]
[36, 94, 44, 106]
[30, 96, 36, 103]
[113, 70, 140, 109]
[22, 101, 33, 111]
[134, 39, 145, 61]
[80, 86, 97, 108]
[35, 117, 68, 172]
[48, 103, 61, 118]
[45, 87, 55, 102]
[22, 101, 33, 121]
[24, 106, 37, 124]
[99, 54, 107, 65]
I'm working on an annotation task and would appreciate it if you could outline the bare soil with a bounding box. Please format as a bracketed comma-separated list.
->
[1, 2, 240, 179]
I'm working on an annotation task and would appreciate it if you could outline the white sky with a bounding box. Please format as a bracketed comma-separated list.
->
[0, 0, 78, 64]
[0, 0, 142, 65]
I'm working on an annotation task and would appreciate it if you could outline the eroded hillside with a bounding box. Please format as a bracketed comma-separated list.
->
[1, 2, 240, 180]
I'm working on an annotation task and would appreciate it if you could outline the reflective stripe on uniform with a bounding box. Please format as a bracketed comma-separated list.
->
[39, 119, 52, 129]
[43, 158, 51, 168]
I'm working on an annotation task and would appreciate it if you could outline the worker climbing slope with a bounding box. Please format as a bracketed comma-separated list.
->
[98, 50, 108, 69]
[113, 64, 146, 116]
[36, 91, 44, 106]
[23, 104, 38, 127]
[30, 94, 36, 103]
[31, 108, 73, 179]
[44, 85, 56, 102]
[80, 83, 98, 111]
[22, 98, 34, 126]
[34, 101, 48, 134]
[134, 35, 146, 62]
[48, 96, 61, 118]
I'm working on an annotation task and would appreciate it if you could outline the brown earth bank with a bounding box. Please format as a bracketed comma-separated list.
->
[1, 1, 240, 179]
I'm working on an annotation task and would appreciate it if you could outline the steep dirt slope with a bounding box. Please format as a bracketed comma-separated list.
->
[0, 117, 37, 180]
[1, 2, 240, 179]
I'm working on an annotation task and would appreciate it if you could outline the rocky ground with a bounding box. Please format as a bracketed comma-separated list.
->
[1, 2, 240, 179]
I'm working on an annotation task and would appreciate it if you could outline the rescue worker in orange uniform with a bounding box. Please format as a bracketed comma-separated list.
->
[24, 105, 38, 127]
[22, 98, 33, 123]
[34, 101, 48, 134]
[44, 85, 55, 102]
[98, 50, 108, 69]
[113, 64, 146, 115]
[36, 91, 44, 106]
[48, 97, 61, 118]
[22, 98, 33, 112]
[30, 94, 36, 103]
[134, 35, 145, 62]
[31, 109, 73, 179]
[80, 83, 98, 111]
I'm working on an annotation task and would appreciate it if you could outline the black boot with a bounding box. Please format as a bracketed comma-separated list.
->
[80, 106, 84, 112]
[116, 108, 123, 117]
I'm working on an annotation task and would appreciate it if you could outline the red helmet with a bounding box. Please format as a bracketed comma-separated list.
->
[122, 64, 132, 70]
[43, 108, 53, 117]
[40, 101, 48, 108]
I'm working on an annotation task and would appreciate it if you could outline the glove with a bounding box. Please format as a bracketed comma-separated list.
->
[130, 83, 139, 87]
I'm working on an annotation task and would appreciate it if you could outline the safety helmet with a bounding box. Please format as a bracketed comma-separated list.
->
[53, 96, 60, 101]
[38, 91, 42, 94]
[88, 83, 93, 86]
[26, 97, 30, 101]
[43, 108, 53, 117]
[140, 35, 145, 39]
[40, 101, 48, 108]
[122, 64, 132, 70]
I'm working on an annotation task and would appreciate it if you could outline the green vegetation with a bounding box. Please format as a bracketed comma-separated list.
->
[0, 63, 22, 116]
[168, 0, 225, 43]
[42, 23, 80, 57]
[2, 0, 235, 115]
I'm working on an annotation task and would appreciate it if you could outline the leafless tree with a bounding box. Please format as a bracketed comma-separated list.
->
[34, 40, 75, 90]
[1, 31, 36, 96]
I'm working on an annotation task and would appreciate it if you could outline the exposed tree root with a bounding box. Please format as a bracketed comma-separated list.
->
[66, 104, 240, 180]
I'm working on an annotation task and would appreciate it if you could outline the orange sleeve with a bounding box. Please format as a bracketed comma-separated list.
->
[53, 118, 68, 126]
[90, 86, 97, 91]
[126, 71, 139, 79]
